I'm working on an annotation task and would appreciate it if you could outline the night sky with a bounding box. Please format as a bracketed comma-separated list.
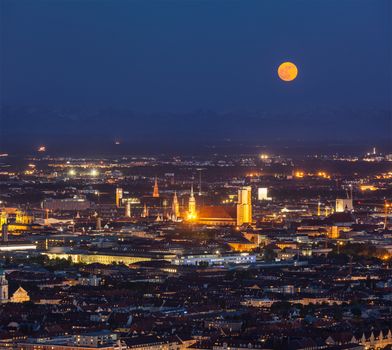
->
[1, 0, 391, 153]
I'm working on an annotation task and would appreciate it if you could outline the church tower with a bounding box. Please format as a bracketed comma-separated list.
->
[0, 269, 8, 302]
[115, 188, 123, 208]
[142, 204, 149, 218]
[188, 185, 197, 220]
[172, 191, 180, 220]
[153, 177, 159, 198]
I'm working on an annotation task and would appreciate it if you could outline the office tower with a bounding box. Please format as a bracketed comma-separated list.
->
[237, 186, 252, 226]
[257, 187, 271, 201]
[188, 185, 196, 220]
[153, 177, 159, 198]
[115, 188, 123, 208]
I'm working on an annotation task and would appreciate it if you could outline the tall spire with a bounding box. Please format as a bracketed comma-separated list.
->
[153, 176, 159, 198]
[172, 191, 180, 220]
[142, 203, 149, 218]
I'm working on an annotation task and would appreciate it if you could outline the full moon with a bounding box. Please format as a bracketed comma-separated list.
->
[278, 62, 298, 82]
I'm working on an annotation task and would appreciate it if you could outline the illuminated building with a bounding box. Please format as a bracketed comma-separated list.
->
[10, 287, 30, 303]
[153, 177, 159, 198]
[141, 204, 149, 218]
[243, 232, 269, 246]
[294, 170, 305, 178]
[335, 198, 353, 212]
[187, 185, 197, 220]
[125, 201, 131, 217]
[0, 212, 7, 228]
[197, 206, 236, 226]
[115, 188, 123, 208]
[171, 253, 256, 266]
[257, 187, 271, 201]
[326, 212, 355, 238]
[0, 208, 36, 233]
[260, 153, 269, 160]
[0, 208, 34, 225]
[0, 269, 8, 302]
[171, 191, 180, 220]
[236, 186, 252, 226]
[360, 185, 377, 191]
[15, 210, 33, 225]
[228, 242, 258, 252]
[44, 252, 152, 265]
[0, 242, 37, 251]
[17, 331, 122, 350]
[317, 171, 330, 179]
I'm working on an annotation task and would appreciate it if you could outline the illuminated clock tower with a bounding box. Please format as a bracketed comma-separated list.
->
[188, 185, 197, 220]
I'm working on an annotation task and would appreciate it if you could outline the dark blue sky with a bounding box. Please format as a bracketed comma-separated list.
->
[0, 0, 391, 152]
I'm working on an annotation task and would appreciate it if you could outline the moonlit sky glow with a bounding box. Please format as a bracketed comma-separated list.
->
[0, 0, 391, 152]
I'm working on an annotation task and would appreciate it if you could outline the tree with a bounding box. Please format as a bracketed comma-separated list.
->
[263, 247, 277, 261]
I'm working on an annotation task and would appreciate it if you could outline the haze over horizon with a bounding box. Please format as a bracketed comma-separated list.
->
[1, 0, 391, 153]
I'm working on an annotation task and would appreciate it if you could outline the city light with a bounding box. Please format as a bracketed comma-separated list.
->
[187, 212, 197, 221]
[1, 1, 390, 345]
[317, 171, 330, 179]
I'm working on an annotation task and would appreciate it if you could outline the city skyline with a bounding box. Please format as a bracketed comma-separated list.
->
[0, 2, 392, 348]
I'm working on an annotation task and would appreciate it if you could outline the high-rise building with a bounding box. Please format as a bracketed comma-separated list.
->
[237, 186, 252, 226]
[258, 187, 272, 201]
[172, 191, 180, 220]
[188, 185, 197, 220]
[115, 188, 123, 208]
[153, 177, 159, 198]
